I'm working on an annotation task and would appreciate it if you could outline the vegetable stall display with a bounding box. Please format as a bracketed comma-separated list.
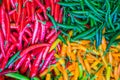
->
[0, 0, 120, 80]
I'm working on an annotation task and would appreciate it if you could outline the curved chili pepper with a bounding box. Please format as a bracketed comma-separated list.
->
[35, 0, 48, 20]
[48, 31, 61, 43]
[30, 48, 45, 77]
[5, 72, 30, 80]
[45, 29, 56, 40]
[0, 69, 16, 76]
[0, 29, 5, 57]
[0, 43, 17, 71]
[6, 0, 10, 11]
[42, 46, 50, 61]
[40, 50, 56, 73]
[20, 44, 50, 57]
[20, 54, 31, 74]
[14, 54, 27, 70]
[10, 0, 16, 8]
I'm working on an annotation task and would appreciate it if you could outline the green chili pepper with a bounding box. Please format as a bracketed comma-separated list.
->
[5, 51, 20, 68]
[74, 17, 89, 25]
[104, 30, 120, 55]
[72, 27, 96, 40]
[47, 13, 57, 31]
[58, 2, 80, 6]
[58, 35, 67, 45]
[5, 72, 30, 80]
[78, 63, 83, 79]
[31, 77, 40, 80]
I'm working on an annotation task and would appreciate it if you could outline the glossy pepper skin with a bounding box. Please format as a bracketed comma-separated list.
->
[30, 48, 45, 77]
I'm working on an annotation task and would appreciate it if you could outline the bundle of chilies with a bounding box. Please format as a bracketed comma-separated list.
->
[0, 0, 63, 79]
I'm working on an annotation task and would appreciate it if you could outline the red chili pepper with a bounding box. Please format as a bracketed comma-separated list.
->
[36, 13, 45, 21]
[26, 1, 31, 18]
[23, 34, 29, 43]
[0, 69, 16, 76]
[48, 31, 61, 43]
[5, 12, 10, 42]
[0, 43, 17, 71]
[0, 53, 3, 63]
[16, 0, 22, 25]
[45, 21, 53, 29]
[30, 48, 45, 77]
[40, 50, 56, 73]
[10, 33, 17, 43]
[58, 7, 63, 23]
[42, 46, 50, 60]
[14, 54, 27, 70]
[20, 54, 31, 74]
[8, 9, 16, 15]
[20, 44, 50, 57]
[6, 0, 11, 11]
[32, 18, 39, 44]
[24, 28, 32, 37]
[0, 6, 6, 38]
[0, 76, 4, 80]
[50, 59, 56, 65]
[54, 3, 60, 22]
[50, 0, 54, 16]
[35, 0, 48, 20]
[45, 29, 56, 40]
[31, 1, 35, 21]
[39, 23, 46, 42]
[45, 0, 50, 9]
[10, 0, 16, 8]
[0, 29, 5, 58]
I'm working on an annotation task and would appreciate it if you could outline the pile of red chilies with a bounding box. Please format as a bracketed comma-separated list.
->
[0, 0, 62, 78]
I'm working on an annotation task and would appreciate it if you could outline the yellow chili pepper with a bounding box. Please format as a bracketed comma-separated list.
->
[49, 39, 61, 52]
[106, 64, 111, 80]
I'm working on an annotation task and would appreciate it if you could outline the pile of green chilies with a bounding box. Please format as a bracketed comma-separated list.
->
[49, 0, 120, 54]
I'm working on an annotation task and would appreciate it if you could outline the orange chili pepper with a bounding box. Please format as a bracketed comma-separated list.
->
[46, 73, 51, 80]
[73, 62, 79, 80]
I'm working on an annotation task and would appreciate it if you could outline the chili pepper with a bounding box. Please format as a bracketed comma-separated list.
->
[0, 69, 17, 76]
[0, 43, 17, 71]
[20, 54, 31, 74]
[48, 31, 61, 43]
[45, 29, 56, 40]
[0, 29, 5, 58]
[14, 54, 27, 70]
[40, 50, 56, 73]
[20, 44, 50, 57]
[42, 46, 50, 60]
[39, 23, 46, 42]
[32, 18, 39, 44]
[30, 48, 45, 77]
[47, 13, 58, 31]
[31, 1, 35, 21]
[54, 3, 60, 22]
[58, 2, 80, 6]
[35, 0, 48, 20]
[5, 12, 10, 42]
[104, 30, 120, 55]
[26, 1, 31, 18]
[10, 0, 16, 8]
[106, 64, 111, 80]
[0, 6, 6, 38]
[49, 39, 61, 52]
[5, 72, 30, 80]
[72, 27, 96, 40]
[16, 0, 22, 25]
[58, 7, 63, 23]
[46, 73, 51, 80]
[50, 0, 54, 16]
[5, 51, 20, 69]
[58, 35, 67, 45]
[32, 77, 40, 80]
